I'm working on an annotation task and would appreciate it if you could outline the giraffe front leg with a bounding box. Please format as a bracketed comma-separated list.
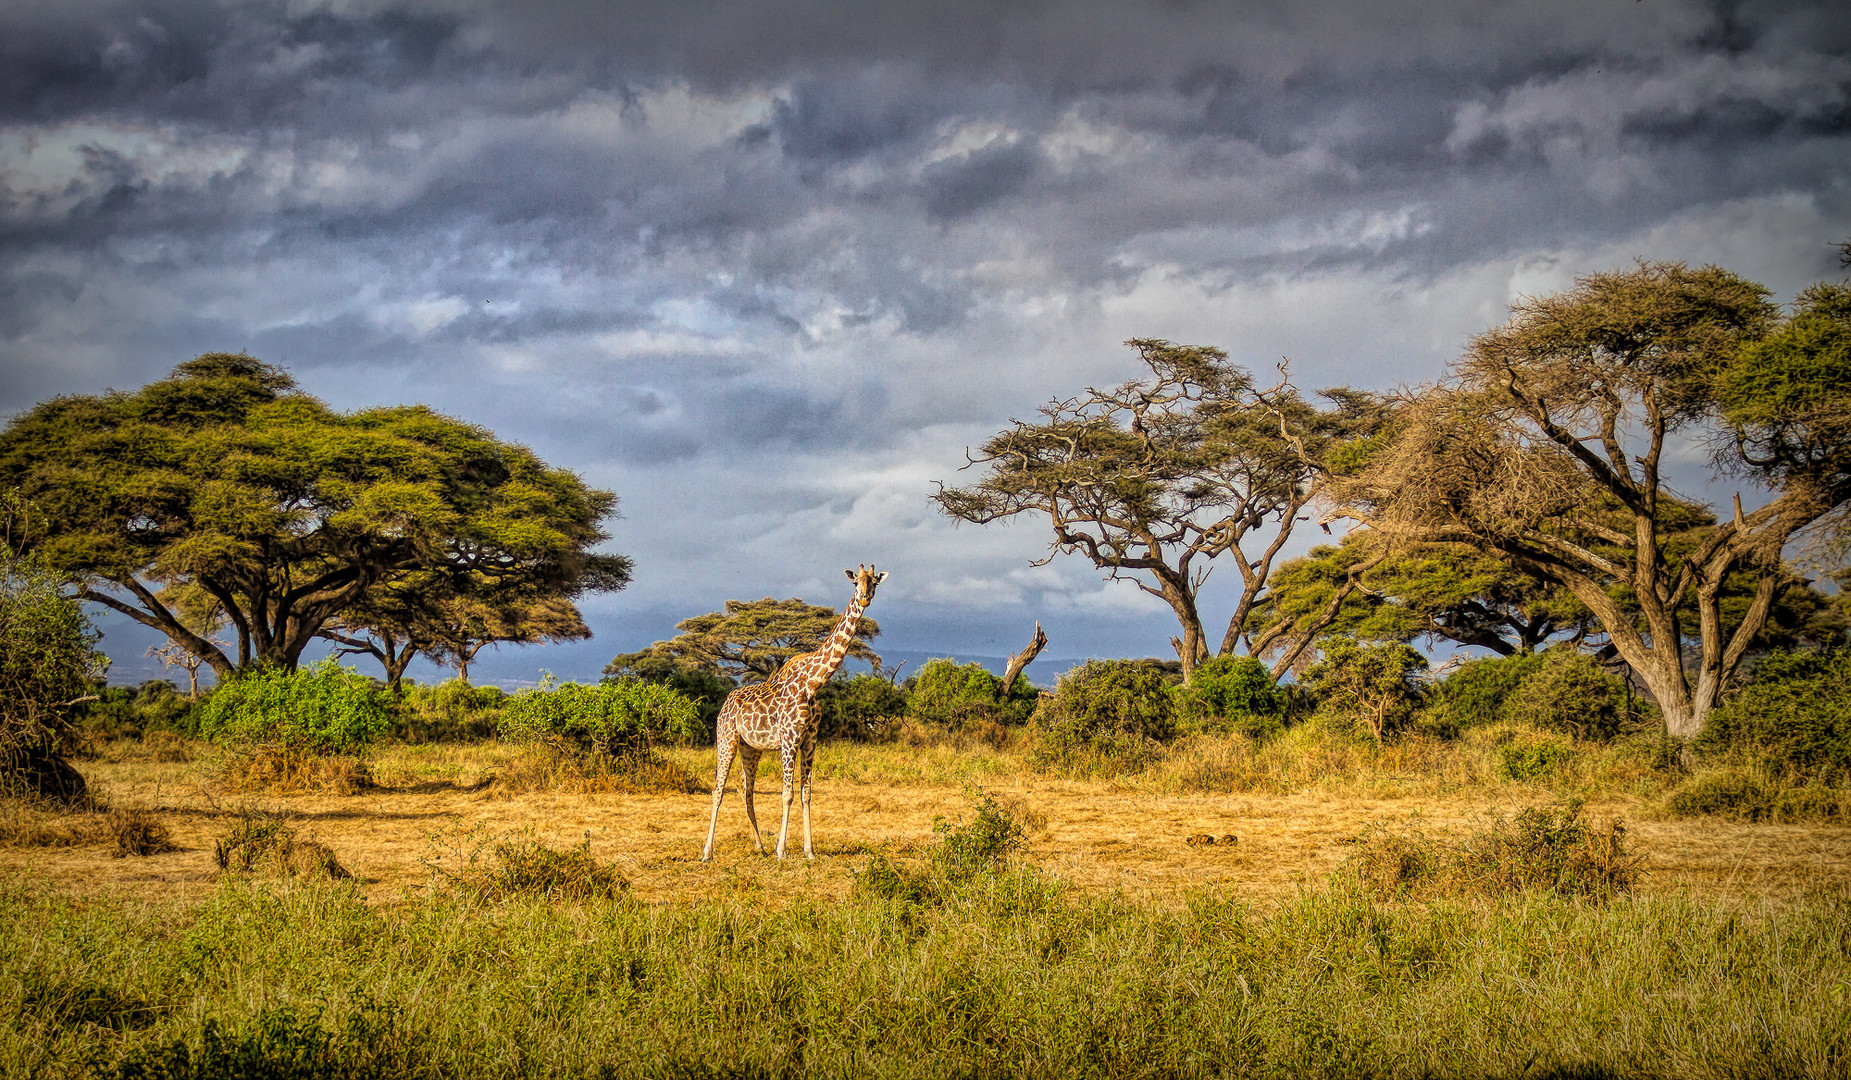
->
[799, 736, 817, 860]
[700, 731, 738, 862]
[775, 745, 797, 860]
[740, 747, 767, 855]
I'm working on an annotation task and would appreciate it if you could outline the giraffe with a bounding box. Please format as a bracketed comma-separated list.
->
[700, 565, 887, 861]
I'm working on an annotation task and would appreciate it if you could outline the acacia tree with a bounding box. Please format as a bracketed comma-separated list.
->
[607, 597, 882, 684]
[1251, 531, 1592, 660]
[933, 339, 1374, 677]
[0, 354, 631, 678]
[1331, 263, 1851, 739]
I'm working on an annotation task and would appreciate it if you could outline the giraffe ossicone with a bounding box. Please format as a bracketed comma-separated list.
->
[699, 564, 888, 861]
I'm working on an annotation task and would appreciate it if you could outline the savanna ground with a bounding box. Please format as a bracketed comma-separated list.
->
[5, 729, 1851, 1079]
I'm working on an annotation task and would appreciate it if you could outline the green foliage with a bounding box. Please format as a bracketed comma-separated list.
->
[814, 673, 908, 740]
[1701, 648, 1851, 779]
[0, 543, 109, 760]
[615, 597, 881, 682]
[1300, 636, 1428, 743]
[498, 675, 700, 755]
[193, 659, 388, 754]
[1501, 651, 1633, 739]
[74, 681, 197, 742]
[1031, 659, 1176, 776]
[601, 652, 735, 741]
[0, 355, 629, 676]
[905, 658, 1036, 730]
[1663, 769, 1778, 821]
[1176, 655, 1283, 738]
[1498, 735, 1575, 782]
[392, 679, 504, 743]
[1420, 653, 1545, 736]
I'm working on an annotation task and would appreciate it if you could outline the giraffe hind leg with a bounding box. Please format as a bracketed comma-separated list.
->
[799, 737, 816, 860]
[740, 746, 767, 855]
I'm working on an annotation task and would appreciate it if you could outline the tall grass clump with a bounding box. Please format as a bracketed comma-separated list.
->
[424, 825, 628, 902]
[854, 787, 1047, 909]
[496, 675, 702, 793]
[1030, 659, 1176, 777]
[1175, 655, 1284, 738]
[1345, 800, 1640, 902]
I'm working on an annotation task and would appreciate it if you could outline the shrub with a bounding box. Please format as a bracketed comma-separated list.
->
[1, 543, 109, 802]
[1176, 655, 1284, 738]
[498, 675, 700, 755]
[1701, 648, 1851, 779]
[1300, 636, 1428, 744]
[1031, 659, 1176, 776]
[932, 788, 1028, 880]
[1421, 653, 1547, 737]
[73, 681, 197, 744]
[815, 673, 909, 739]
[1502, 651, 1633, 740]
[1346, 800, 1638, 902]
[601, 654, 736, 742]
[1663, 768, 1777, 821]
[194, 659, 389, 754]
[107, 807, 177, 858]
[393, 679, 503, 743]
[906, 658, 1038, 730]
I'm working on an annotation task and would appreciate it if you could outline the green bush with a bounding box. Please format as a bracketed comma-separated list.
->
[1176, 655, 1284, 738]
[1502, 651, 1633, 740]
[498, 675, 699, 756]
[1701, 648, 1851, 779]
[74, 681, 197, 743]
[815, 673, 908, 739]
[906, 658, 1038, 730]
[1, 544, 109, 766]
[1031, 660, 1176, 776]
[393, 680, 503, 743]
[1300, 636, 1427, 743]
[1421, 653, 1547, 736]
[933, 789, 1028, 881]
[194, 659, 389, 754]
[601, 654, 735, 742]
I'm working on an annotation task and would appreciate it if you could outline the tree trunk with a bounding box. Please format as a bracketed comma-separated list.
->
[997, 623, 1048, 700]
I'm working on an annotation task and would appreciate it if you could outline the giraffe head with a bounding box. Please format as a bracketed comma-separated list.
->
[844, 564, 888, 607]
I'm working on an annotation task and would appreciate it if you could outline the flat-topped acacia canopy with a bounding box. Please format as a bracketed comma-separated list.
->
[0, 353, 630, 677]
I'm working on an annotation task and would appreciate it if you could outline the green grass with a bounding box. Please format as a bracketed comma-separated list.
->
[4, 866, 1849, 1079]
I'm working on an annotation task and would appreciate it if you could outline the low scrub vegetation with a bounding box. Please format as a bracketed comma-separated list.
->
[1344, 800, 1640, 902]
[195, 660, 389, 756]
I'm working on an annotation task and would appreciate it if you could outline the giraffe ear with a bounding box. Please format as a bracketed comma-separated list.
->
[874, 572, 888, 584]
[844, 568, 855, 581]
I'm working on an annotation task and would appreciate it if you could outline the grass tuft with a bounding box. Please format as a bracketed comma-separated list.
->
[213, 809, 350, 880]
[107, 807, 177, 858]
[493, 743, 704, 795]
[423, 824, 629, 902]
[210, 745, 375, 795]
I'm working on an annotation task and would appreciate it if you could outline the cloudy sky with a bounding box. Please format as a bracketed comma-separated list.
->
[3, 0, 1848, 685]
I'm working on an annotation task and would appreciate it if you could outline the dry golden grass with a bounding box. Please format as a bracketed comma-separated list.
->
[1, 733, 1846, 911]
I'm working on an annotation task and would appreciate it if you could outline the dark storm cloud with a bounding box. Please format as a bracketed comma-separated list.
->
[4, 0, 1849, 672]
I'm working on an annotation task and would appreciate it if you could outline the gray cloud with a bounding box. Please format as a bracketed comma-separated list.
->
[4, 0, 1849, 681]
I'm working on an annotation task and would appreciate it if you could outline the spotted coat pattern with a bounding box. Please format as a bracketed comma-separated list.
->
[700, 565, 887, 861]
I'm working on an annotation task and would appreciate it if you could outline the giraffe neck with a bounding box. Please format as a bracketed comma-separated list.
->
[794, 596, 865, 697]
